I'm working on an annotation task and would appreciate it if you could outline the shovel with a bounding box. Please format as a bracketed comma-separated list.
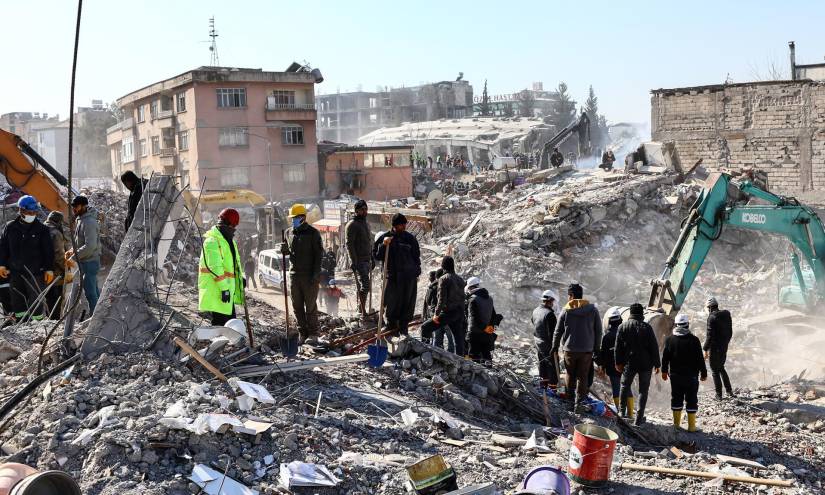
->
[367, 240, 390, 367]
[278, 230, 299, 359]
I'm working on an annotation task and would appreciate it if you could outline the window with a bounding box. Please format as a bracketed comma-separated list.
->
[113, 147, 122, 166]
[137, 105, 145, 123]
[121, 136, 134, 163]
[151, 136, 160, 155]
[283, 164, 306, 183]
[160, 95, 173, 112]
[369, 97, 378, 108]
[139, 139, 147, 157]
[178, 130, 189, 151]
[216, 88, 247, 108]
[150, 100, 159, 118]
[270, 90, 295, 106]
[176, 91, 186, 112]
[282, 125, 304, 145]
[220, 167, 250, 187]
[369, 113, 378, 123]
[161, 127, 175, 149]
[218, 127, 249, 147]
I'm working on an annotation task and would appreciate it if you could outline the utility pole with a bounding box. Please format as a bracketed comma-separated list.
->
[208, 17, 219, 66]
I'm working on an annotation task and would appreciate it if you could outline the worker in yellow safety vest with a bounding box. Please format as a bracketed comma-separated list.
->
[198, 208, 245, 325]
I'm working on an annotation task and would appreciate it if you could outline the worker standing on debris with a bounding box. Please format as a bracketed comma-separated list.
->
[662, 314, 708, 432]
[595, 308, 633, 414]
[550, 147, 564, 168]
[345, 200, 372, 318]
[120, 170, 147, 232]
[532, 290, 558, 388]
[282, 204, 324, 345]
[420, 270, 440, 344]
[374, 213, 421, 336]
[0, 195, 54, 323]
[465, 276, 499, 366]
[433, 256, 466, 353]
[551, 283, 602, 413]
[67, 196, 101, 316]
[704, 297, 735, 400]
[615, 303, 660, 425]
[44, 211, 70, 319]
[198, 208, 244, 326]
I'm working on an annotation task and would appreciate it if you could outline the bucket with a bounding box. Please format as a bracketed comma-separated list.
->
[10, 470, 81, 495]
[406, 455, 458, 494]
[568, 424, 618, 487]
[515, 465, 570, 495]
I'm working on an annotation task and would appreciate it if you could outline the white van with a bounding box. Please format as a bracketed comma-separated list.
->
[257, 249, 289, 290]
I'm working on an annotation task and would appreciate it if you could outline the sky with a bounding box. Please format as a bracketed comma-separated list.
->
[3, 0, 824, 126]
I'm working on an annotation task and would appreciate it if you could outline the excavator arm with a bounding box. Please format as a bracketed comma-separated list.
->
[0, 129, 70, 214]
[648, 172, 825, 315]
[538, 112, 591, 169]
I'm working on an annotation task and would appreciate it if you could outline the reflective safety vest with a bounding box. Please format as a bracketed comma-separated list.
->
[198, 226, 244, 315]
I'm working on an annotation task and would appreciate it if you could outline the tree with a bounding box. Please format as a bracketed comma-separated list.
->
[583, 85, 607, 148]
[547, 82, 576, 130]
[518, 89, 535, 117]
[480, 79, 491, 117]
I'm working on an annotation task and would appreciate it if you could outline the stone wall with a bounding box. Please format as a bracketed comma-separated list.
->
[651, 80, 825, 201]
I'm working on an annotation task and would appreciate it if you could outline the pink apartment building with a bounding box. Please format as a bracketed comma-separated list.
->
[106, 66, 321, 201]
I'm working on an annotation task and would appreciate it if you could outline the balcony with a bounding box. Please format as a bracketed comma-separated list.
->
[120, 117, 134, 130]
[106, 122, 121, 135]
[155, 109, 174, 120]
[160, 148, 177, 168]
[265, 99, 317, 121]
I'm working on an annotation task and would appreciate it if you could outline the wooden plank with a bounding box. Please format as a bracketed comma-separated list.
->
[173, 336, 228, 382]
[716, 454, 767, 470]
[491, 434, 527, 447]
[440, 439, 468, 447]
[620, 463, 792, 487]
[459, 212, 484, 243]
[230, 354, 370, 378]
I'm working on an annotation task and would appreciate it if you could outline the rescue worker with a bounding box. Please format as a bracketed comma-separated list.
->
[345, 200, 372, 318]
[198, 208, 244, 326]
[374, 213, 420, 336]
[704, 297, 734, 399]
[120, 170, 148, 231]
[595, 308, 633, 415]
[420, 270, 439, 344]
[599, 149, 616, 171]
[281, 204, 323, 345]
[44, 211, 70, 319]
[549, 147, 564, 168]
[532, 290, 558, 389]
[615, 303, 660, 425]
[433, 256, 466, 353]
[66, 196, 102, 315]
[552, 283, 602, 413]
[661, 314, 708, 432]
[0, 196, 54, 322]
[465, 276, 498, 366]
[244, 253, 257, 289]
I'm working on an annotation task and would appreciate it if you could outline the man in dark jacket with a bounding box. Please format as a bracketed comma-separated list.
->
[0, 195, 54, 322]
[374, 213, 420, 336]
[595, 307, 632, 413]
[532, 290, 558, 389]
[550, 147, 564, 168]
[465, 276, 497, 366]
[420, 270, 439, 344]
[432, 256, 466, 353]
[121, 170, 148, 232]
[704, 297, 734, 399]
[552, 283, 602, 413]
[281, 204, 323, 344]
[345, 200, 372, 317]
[662, 314, 708, 432]
[615, 303, 660, 425]
[44, 211, 70, 319]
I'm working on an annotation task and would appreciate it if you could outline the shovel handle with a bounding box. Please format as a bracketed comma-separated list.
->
[281, 230, 290, 336]
[376, 239, 390, 340]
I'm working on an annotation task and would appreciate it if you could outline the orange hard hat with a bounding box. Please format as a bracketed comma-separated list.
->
[219, 208, 240, 227]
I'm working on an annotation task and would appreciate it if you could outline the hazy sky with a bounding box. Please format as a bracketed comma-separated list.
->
[4, 0, 823, 125]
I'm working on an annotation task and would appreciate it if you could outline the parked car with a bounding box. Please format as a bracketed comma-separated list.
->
[257, 249, 290, 291]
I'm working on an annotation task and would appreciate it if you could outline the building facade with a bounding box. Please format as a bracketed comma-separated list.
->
[0, 112, 60, 146]
[107, 66, 321, 202]
[318, 144, 413, 201]
[472, 82, 562, 118]
[316, 79, 473, 144]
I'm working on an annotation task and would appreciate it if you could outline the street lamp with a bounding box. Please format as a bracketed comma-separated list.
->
[247, 122, 285, 206]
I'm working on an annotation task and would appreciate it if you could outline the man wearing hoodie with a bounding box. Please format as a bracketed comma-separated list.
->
[121, 170, 148, 232]
[552, 283, 602, 413]
[704, 296, 735, 400]
[615, 303, 660, 425]
[432, 256, 466, 354]
[596, 308, 634, 416]
[465, 276, 498, 366]
[199, 209, 244, 326]
[662, 314, 707, 432]
[67, 196, 102, 315]
[420, 270, 440, 344]
[532, 290, 558, 389]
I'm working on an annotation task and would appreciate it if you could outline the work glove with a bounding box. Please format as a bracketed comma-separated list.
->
[221, 290, 231, 303]
[0, 266, 9, 278]
[661, 372, 669, 381]
[280, 242, 290, 255]
[615, 364, 625, 373]
[44, 271, 55, 284]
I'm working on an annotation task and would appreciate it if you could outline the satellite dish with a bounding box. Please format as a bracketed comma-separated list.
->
[426, 189, 443, 208]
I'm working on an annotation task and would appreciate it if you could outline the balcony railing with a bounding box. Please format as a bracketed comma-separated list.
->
[160, 147, 177, 157]
[106, 122, 121, 134]
[120, 117, 134, 129]
[265, 101, 316, 111]
[155, 109, 174, 120]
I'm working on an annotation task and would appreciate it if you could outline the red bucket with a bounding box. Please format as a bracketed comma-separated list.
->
[568, 424, 618, 487]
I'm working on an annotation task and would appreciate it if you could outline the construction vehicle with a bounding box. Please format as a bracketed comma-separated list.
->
[538, 112, 591, 169]
[0, 129, 70, 214]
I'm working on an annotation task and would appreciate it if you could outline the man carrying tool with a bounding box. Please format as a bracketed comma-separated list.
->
[595, 308, 633, 415]
[44, 211, 70, 319]
[198, 208, 244, 326]
[282, 204, 323, 345]
[552, 283, 602, 413]
[120, 170, 148, 232]
[0, 195, 54, 323]
[420, 270, 440, 344]
[704, 296, 734, 400]
[346, 200, 372, 318]
[550, 147, 564, 168]
[373, 213, 420, 337]
[465, 276, 499, 366]
[615, 303, 660, 426]
[433, 256, 465, 353]
[66, 196, 102, 315]
[662, 314, 707, 432]
[532, 290, 558, 389]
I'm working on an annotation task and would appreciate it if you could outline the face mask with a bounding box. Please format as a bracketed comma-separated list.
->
[22, 215, 36, 224]
[292, 217, 303, 228]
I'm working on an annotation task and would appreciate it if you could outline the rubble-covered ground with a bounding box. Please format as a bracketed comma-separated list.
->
[0, 168, 823, 494]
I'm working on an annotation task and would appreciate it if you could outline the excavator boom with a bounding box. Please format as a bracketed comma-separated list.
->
[538, 112, 591, 169]
[0, 129, 70, 214]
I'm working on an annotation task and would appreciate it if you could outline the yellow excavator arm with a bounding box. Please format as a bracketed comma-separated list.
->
[0, 129, 70, 214]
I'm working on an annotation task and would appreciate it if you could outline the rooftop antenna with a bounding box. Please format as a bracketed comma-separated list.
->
[208, 17, 220, 66]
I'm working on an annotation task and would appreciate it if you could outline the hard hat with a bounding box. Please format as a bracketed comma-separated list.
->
[675, 314, 689, 326]
[224, 318, 247, 342]
[607, 307, 621, 319]
[705, 296, 718, 307]
[465, 276, 481, 289]
[17, 195, 39, 211]
[541, 289, 557, 301]
[288, 204, 307, 217]
[218, 208, 240, 227]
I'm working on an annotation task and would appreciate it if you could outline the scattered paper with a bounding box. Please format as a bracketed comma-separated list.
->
[72, 405, 120, 445]
[190, 464, 259, 495]
[230, 379, 275, 404]
[164, 401, 186, 418]
[279, 461, 341, 488]
[237, 395, 255, 412]
[522, 431, 551, 453]
[400, 408, 418, 426]
[191, 414, 244, 435]
[235, 419, 274, 436]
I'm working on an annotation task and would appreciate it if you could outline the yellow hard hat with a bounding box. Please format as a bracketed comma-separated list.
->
[288, 203, 307, 217]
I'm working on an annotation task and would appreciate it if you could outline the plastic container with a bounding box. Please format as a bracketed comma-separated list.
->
[515, 465, 570, 495]
[406, 455, 458, 494]
[568, 424, 618, 487]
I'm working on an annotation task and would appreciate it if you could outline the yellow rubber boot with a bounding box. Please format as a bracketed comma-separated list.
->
[687, 412, 697, 432]
[672, 410, 683, 429]
[626, 397, 635, 419]
[613, 397, 620, 410]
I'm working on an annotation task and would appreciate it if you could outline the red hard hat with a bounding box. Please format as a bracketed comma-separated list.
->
[219, 208, 240, 227]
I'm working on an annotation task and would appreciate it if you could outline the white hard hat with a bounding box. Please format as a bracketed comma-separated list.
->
[465, 276, 481, 290]
[675, 314, 689, 325]
[541, 289, 557, 301]
[607, 307, 622, 319]
[224, 318, 247, 336]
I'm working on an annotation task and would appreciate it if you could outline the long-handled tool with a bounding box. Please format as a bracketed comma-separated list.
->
[278, 230, 298, 358]
[367, 241, 390, 367]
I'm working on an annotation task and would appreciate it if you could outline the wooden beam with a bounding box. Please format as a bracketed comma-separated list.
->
[173, 336, 228, 382]
[620, 463, 793, 487]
